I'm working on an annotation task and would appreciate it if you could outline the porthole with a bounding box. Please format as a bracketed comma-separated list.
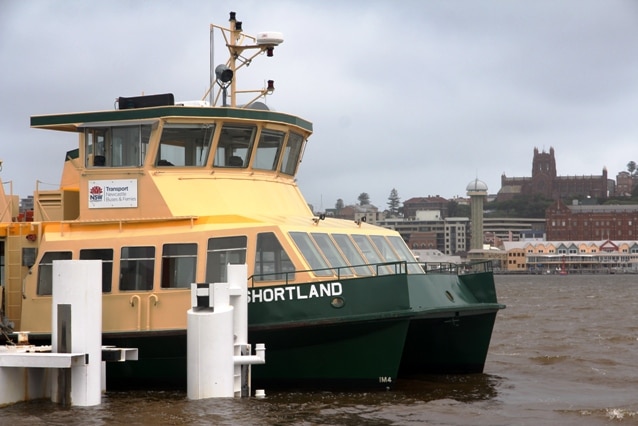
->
[331, 296, 345, 308]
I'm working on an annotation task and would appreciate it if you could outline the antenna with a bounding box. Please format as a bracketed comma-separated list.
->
[203, 12, 284, 108]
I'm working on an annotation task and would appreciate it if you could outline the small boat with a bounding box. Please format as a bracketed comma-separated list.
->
[0, 12, 504, 389]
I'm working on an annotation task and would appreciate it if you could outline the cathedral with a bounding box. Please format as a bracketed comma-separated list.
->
[497, 147, 610, 201]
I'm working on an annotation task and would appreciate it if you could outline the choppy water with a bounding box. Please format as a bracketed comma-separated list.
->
[2, 274, 638, 425]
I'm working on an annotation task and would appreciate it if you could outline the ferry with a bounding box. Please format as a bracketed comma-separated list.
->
[0, 12, 505, 389]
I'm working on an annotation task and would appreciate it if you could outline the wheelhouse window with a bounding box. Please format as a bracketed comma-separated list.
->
[289, 232, 333, 276]
[253, 129, 285, 171]
[370, 235, 415, 274]
[332, 234, 374, 276]
[206, 236, 247, 284]
[156, 124, 214, 167]
[85, 124, 152, 167]
[387, 235, 424, 274]
[37, 251, 72, 295]
[352, 234, 392, 274]
[254, 233, 295, 282]
[280, 132, 305, 176]
[310, 233, 354, 276]
[120, 246, 155, 291]
[85, 128, 107, 167]
[214, 125, 256, 168]
[80, 248, 114, 292]
[161, 243, 197, 289]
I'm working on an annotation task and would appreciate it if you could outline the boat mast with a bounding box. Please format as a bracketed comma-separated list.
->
[204, 11, 283, 108]
[228, 12, 240, 108]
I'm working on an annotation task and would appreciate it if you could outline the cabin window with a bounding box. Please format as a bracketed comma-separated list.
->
[370, 235, 400, 263]
[85, 129, 108, 167]
[351, 235, 392, 275]
[37, 251, 73, 295]
[370, 235, 413, 274]
[332, 234, 374, 276]
[85, 125, 151, 167]
[310, 233, 354, 276]
[214, 125, 256, 168]
[254, 233, 295, 281]
[206, 236, 247, 284]
[387, 236, 424, 274]
[156, 124, 214, 167]
[80, 249, 114, 292]
[280, 132, 305, 176]
[253, 130, 285, 171]
[161, 243, 197, 289]
[119, 246, 155, 291]
[289, 232, 333, 276]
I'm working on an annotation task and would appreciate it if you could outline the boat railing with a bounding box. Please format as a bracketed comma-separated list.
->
[423, 260, 493, 275]
[248, 260, 410, 286]
[247, 260, 493, 286]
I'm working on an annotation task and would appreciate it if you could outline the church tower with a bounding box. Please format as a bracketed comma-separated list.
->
[531, 147, 556, 198]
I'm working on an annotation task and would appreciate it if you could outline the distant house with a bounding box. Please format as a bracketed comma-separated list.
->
[403, 196, 449, 219]
[333, 204, 383, 224]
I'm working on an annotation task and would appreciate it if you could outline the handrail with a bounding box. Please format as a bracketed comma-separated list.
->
[247, 259, 493, 286]
[423, 260, 493, 274]
[146, 294, 159, 331]
[129, 295, 141, 331]
[248, 260, 412, 286]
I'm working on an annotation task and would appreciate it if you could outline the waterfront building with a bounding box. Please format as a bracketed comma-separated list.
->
[502, 240, 638, 273]
[483, 217, 546, 242]
[545, 199, 638, 241]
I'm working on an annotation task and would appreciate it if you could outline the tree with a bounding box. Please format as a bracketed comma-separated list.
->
[358, 192, 370, 206]
[486, 193, 554, 218]
[335, 198, 344, 212]
[386, 188, 401, 217]
[447, 199, 470, 218]
[628, 161, 637, 176]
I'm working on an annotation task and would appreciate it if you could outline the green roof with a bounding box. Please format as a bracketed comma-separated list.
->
[31, 106, 313, 133]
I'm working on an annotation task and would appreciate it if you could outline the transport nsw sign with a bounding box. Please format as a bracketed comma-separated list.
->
[88, 179, 138, 208]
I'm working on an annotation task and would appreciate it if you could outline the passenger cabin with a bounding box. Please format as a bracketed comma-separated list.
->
[2, 96, 422, 333]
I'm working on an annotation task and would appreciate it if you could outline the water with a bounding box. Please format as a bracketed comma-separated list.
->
[2, 274, 638, 425]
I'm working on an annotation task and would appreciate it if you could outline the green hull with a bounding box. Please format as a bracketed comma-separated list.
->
[399, 269, 503, 375]
[101, 266, 503, 389]
[399, 311, 498, 375]
[102, 319, 409, 390]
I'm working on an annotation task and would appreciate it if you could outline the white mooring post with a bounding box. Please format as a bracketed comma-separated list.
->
[187, 264, 265, 400]
[51, 259, 102, 406]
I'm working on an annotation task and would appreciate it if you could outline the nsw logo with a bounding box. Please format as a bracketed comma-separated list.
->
[89, 185, 104, 202]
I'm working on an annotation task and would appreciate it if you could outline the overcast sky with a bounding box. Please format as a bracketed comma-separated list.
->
[2, 0, 638, 211]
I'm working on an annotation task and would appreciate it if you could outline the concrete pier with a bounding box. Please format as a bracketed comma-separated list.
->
[0, 260, 137, 407]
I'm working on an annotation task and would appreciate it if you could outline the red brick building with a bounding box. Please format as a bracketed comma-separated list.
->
[406, 231, 438, 250]
[545, 199, 638, 240]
